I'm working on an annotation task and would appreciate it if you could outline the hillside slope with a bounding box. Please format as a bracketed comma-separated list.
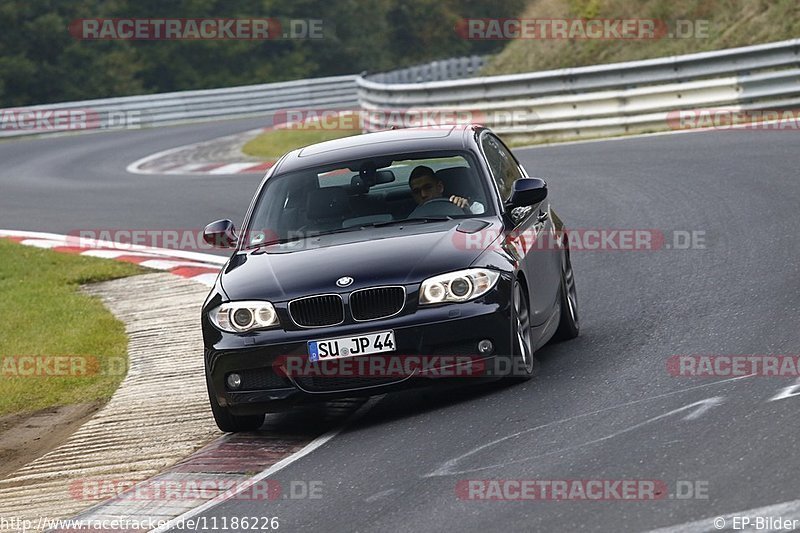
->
[484, 0, 800, 75]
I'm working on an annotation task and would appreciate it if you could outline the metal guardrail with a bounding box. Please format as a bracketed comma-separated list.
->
[365, 56, 488, 84]
[5, 39, 799, 142]
[0, 75, 358, 137]
[357, 39, 800, 143]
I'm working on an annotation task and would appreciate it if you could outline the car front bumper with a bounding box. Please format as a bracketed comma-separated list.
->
[204, 282, 515, 414]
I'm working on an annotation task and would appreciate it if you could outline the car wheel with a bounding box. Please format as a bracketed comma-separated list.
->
[206, 373, 264, 433]
[506, 280, 535, 382]
[553, 244, 579, 341]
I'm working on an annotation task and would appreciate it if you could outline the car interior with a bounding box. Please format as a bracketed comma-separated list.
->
[247, 156, 491, 246]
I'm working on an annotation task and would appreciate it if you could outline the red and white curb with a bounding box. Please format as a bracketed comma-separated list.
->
[0, 229, 225, 286]
[0, 230, 379, 530]
[71, 398, 373, 531]
[126, 127, 275, 176]
[128, 157, 274, 176]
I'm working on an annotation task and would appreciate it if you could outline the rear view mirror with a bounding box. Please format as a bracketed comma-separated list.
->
[374, 169, 395, 184]
[203, 219, 238, 248]
[351, 169, 395, 192]
[509, 178, 547, 207]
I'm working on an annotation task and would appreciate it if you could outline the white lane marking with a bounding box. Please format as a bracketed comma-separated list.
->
[138, 259, 221, 270]
[646, 498, 800, 533]
[149, 396, 383, 533]
[207, 162, 260, 175]
[81, 250, 161, 259]
[427, 397, 725, 477]
[425, 375, 753, 478]
[125, 144, 193, 175]
[681, 397, 724, 420]
[164, 163, 210, 173]
[365, 488, 397, 503]
[19, 238, 64, 249]
[0, 229, 71, 241]
[190, 273, 219, 287]
[769, 377, 800, 402]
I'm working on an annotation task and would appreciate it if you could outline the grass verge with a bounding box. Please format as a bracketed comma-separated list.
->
[241, 112, 361, 160]
[0, 239, 146, 416]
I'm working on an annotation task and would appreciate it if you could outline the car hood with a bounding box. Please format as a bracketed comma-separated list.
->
[219, 220, 501, 301]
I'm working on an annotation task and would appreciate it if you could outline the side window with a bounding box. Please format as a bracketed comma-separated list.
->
[481, 133, 524, 200]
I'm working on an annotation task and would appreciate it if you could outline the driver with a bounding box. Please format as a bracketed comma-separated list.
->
[409, 166, 470, 209]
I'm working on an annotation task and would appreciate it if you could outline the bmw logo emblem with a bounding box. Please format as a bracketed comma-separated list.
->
[336, 276, 354, 287]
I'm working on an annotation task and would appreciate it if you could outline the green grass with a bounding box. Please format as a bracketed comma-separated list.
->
[0, 239, 146, 416]
[242, 112, 362, 160]
[483, 0, 800, 75]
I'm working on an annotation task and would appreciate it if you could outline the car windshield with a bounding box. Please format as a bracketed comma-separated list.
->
[243, 151, 492, 248]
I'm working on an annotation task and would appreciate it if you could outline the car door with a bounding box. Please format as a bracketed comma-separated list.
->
[479, 132, 561, 327]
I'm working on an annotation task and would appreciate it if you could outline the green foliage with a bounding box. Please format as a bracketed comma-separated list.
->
[485, 0, 800, 75]
[0, 0, 525, 106]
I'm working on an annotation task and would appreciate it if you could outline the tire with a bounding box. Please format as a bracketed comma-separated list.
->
[506, 280, 536, 382]
[206, 373, 264, 433]
[553, 245, 579, 341]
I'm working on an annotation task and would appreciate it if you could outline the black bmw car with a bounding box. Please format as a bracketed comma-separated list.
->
[201, 124, 579, 432]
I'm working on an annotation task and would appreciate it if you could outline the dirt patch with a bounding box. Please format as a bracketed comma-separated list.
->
[0, 402, 102, 479]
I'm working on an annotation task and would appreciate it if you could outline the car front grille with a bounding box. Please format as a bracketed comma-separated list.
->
[289, 294, 344, 327]
[293, 375, 404, 392]
[350, 286, 405, 321]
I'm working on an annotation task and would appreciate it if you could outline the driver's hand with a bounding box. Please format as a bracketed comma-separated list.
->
[449, 195, 469, 209]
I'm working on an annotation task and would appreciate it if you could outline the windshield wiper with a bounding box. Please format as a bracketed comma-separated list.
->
[242, 236, 300, 250]
[366, 216, 454, 228]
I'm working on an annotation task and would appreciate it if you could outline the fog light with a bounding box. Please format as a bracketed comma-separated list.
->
[226, 373, 242, 390]
[477, 339, 493, 355]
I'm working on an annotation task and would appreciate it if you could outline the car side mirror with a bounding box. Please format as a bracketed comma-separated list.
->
[203, 219, 238, 248]
[509, 178, 547, 207]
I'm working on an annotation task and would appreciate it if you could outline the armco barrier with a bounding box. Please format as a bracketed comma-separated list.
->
[4, 39, 799, 142]
[356, 39, 800, 143]
[0, 75, 358, 137]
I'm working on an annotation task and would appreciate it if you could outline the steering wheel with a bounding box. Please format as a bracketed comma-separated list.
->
[409, 197, 470, 218]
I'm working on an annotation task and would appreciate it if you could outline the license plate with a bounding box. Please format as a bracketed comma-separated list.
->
[308, 331, 395, 362]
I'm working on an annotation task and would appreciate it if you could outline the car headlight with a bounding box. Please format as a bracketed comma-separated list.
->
[209, 301, 280, 333]
[419, 269, 500, 305]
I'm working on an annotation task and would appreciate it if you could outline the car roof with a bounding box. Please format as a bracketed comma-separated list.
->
[272, 124, 483, 174]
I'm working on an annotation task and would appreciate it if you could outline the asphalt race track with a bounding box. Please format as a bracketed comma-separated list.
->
[2, 121, 799, 531]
